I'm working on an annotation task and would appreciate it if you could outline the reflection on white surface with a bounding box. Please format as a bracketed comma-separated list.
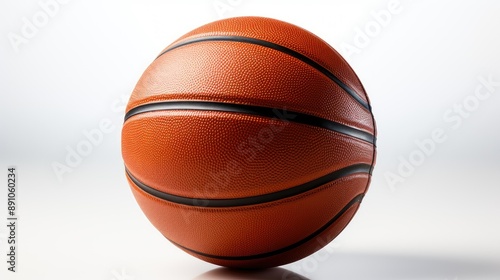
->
[194, 253, 500, 280]
[194, 267, 309, 280]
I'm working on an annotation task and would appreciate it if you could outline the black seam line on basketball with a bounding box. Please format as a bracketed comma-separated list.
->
[124, 101, 376, 144]
[166, 194, 364, 261]
[156, 35, 371, 111]
[368, 102, 377, 176]
[126, 164, 370, 208]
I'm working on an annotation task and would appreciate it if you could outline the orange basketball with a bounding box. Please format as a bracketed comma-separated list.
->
[122, 16, 376, 268]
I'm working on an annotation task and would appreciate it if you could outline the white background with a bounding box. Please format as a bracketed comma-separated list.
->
[1, 0, 500, 279]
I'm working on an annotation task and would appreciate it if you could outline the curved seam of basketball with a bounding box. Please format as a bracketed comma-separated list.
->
[369, 109, 377, 175]
[123, 101, 376, 144]
[129, 173, 368, 214]
[364, 92, 376, 176]
[125, 164, 370, 207]
[164, 194, 363, 261]
[155, 35, 371, 111]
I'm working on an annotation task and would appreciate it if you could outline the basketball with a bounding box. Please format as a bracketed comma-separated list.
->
[122, 16, 376, 268]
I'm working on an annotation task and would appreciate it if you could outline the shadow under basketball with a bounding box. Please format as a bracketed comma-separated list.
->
[193, 267, 309, 280]
[194, 252, 500, 280]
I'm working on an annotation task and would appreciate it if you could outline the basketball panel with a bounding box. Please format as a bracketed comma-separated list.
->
[127, 41, 374, 134]
[128, 172, 368, 258]
[166, 16, 369, 105]
[122, 110, 374, 199]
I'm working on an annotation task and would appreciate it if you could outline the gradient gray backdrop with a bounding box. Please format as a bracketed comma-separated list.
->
[1, 0, 499, 279]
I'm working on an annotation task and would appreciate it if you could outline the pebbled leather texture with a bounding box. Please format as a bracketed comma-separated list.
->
[122, 16, 376, 268]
